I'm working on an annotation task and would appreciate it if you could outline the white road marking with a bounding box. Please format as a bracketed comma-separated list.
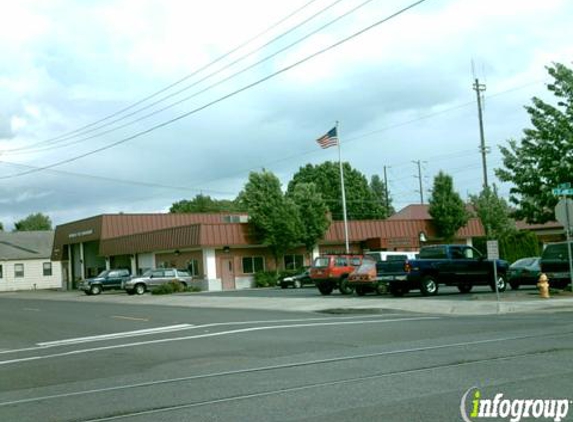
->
[2, 330, 570, 410]
[36, 324, 194, 347]
[0, 314, 422, 355]
[111, 315, 149, 322]
[22, 308, 40, 312]
[0, 317, 437, 366]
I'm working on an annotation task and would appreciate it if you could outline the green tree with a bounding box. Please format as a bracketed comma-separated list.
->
[240, 170, 302, 268]
[288, 182, 330, 252]
[496, 62, 573, 223]
[469, 186, 516, 239]
[14, 213, 52, 231]
[428, 172, 469, 241]
[170, 194, 243, 213]
[369, 174, 395, 218]
[287, 162, 385, 220]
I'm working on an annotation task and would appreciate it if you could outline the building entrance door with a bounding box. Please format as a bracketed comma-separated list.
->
[221, 258, 235, 290]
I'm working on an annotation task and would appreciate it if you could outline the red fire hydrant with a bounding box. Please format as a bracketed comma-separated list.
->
[537, 274, 550, 299]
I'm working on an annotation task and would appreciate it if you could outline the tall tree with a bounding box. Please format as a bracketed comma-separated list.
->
[14, 213, 52, 231]
[369, 174, 395, 218]
[170, 194, 244, 213]
[240, 170, 302, 268]
[469, 186, 515, 239]
[287, 162, 385, 220]
[428, 172, 469, 241]
[288, 182, 330, 252]
[496, 62, 573, 223]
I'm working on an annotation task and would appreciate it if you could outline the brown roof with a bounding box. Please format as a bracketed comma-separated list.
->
[99, 223, 254, 256]
[515, 220, 563, 231]
[53, 211, 485, 259]
[325, 218, 484, 243]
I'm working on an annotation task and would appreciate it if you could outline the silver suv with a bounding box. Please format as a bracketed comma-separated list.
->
[124, 268, 193, 295]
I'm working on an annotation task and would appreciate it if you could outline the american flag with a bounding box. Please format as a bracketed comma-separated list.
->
[316, 127, 338, 149]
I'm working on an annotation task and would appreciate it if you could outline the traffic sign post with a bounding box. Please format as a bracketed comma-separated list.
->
[486, 240, 501, 313]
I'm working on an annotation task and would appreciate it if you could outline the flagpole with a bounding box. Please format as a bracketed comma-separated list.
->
[336, 121, 350, 253]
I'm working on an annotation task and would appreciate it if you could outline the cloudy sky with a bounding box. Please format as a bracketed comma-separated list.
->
[0, 0, 571, 229]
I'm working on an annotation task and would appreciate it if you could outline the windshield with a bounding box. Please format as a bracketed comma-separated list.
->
[313, 257, 330, 268]
[96, 270, 110, 277]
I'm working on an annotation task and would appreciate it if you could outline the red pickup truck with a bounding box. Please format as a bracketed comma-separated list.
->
[310, 254, 370, 295]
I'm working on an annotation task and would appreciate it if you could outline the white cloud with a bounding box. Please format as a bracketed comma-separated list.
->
[0, 0, 571, 226]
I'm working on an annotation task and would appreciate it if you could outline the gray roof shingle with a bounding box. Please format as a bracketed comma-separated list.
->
[0, 231, 55, 260]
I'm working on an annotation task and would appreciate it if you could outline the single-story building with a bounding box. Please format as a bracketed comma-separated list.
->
[0, 231, 63, 292]
[52, 208, 485, 291]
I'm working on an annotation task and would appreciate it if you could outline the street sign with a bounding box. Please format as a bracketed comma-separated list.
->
[486, 240, 499, 260]
[552, 188, 573, 196]
[558, 183, 571, 189]
[555, 198, 573, 231]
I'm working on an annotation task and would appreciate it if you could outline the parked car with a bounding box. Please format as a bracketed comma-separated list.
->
[79, 269, 131, 296]
[278, 268, 311, 289]
[540, 242, 573, 289]
[508, 257, 541, 290]
[310, 254, 372, 295]
[123, 268, 193, 295]
[374, 244, 509, 297]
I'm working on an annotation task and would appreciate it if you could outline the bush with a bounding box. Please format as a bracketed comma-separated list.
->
[254, 271, 278, 288]
[473, 231, 540, 263]
[151, 280, 186, 295]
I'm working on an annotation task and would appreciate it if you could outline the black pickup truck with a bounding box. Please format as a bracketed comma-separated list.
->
[540, 241, 573, 289]
[361, 244, 509, 297]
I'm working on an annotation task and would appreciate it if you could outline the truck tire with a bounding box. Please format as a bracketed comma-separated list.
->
[490, 275, 507, 292]
[420, 275, 439, 296]
[338, 277, 354, 295]
[90, 284, 102, 296]
[457, 284, 472, 293]
[389, 283, 407, 297]
[318, 285, 333, 295]
[375, 283, 388, 295]
[293, 280, 302, 289]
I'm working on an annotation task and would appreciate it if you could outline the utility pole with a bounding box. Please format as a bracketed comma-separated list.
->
[413, 160, 424, 204]
[383, 165, 390, 215]
[473, 78, 489, 189]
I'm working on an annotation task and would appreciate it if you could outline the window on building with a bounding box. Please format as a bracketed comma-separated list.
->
[0, 264, 3, 279]
[43, 262, 53, 276]
[14, 263, 24, 278]
[242, 256, 265, 274]
[187, 259, 200, 276]
[283, 254, 304, 270]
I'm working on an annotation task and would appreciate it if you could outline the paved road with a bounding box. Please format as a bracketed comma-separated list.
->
[0, 295, 571, 422]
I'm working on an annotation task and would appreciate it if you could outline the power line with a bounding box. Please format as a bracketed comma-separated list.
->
[6, 0, 348, 156]
[4, 0, 321, 153]
[0, 0, 429, 180]
[0, 160, 235, 195]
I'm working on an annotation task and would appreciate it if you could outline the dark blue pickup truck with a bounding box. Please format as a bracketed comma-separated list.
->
[374, 244, 509, 297]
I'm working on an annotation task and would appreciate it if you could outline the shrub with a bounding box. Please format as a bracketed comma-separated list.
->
[151, 280, 186, 295]
[254, 271, 278, 288]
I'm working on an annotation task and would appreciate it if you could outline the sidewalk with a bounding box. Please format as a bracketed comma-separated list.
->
[2, 289, 572, 316]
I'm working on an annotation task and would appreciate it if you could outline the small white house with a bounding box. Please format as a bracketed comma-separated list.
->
[0, 231, 63, 292]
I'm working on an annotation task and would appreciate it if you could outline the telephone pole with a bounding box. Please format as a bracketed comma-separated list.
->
[473, 78, 489, 189]
[413, 160, 425, 204]
[383, 165, 390, 214]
